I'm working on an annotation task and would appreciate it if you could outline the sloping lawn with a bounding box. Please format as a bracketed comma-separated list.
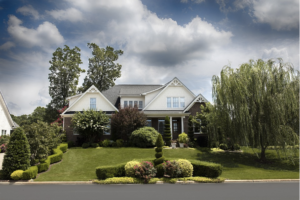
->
[34, 147, 299, 181]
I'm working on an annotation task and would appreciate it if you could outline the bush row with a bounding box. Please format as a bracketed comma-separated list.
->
[96, 163, 126, 179]
[22, 166, 38, 180]
[189, 160, 222, 178]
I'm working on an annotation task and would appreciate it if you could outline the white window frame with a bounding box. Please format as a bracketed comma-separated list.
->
[139, 101, 143, 109]
[1, 130, 6, 136]
[124, 101, 128, 108]
[90, 98, 96, 110]
[167, 97, 185, 108]
[180, 97, 185, 108]
[129, 101, 133, 107]
[167, 97, 171, 108]
[104, 118, 111, 135]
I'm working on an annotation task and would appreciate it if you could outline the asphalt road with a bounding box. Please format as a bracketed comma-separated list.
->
[0, 182, 298, 200]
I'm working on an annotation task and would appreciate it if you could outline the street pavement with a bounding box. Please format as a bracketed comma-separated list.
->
[0, 182, 298, 200]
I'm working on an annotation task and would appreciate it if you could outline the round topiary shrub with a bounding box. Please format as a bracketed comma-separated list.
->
[125, 160, 140, 177]
[2, 127, 31, 180]
[130, 127, 160, 148]
[91, 143, 99, 148]
[10, 170, 24, 180]
[116, 139, 124, 147]
[177, 159, 193, 177]
[102, 139, 111, 147]
[219, 143, 228, 150]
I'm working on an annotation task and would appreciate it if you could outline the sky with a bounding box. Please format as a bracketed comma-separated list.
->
[0, 0, 299, 116]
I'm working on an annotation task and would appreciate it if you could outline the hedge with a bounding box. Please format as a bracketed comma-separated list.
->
[189, 159, 222, 178]
[96, 163, 126, 179]
[22, 166, 38, 180]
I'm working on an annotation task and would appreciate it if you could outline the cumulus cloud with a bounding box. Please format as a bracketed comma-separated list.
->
[16, 5, 40, 19]
[46, 8, 83, 22]
[0, 41, 15, 50]
[7, 15, 64, 48]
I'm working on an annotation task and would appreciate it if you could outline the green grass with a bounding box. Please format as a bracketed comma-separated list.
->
[34, 147, 299, 181]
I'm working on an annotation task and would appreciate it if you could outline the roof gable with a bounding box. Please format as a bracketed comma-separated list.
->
[183, 94, 208, 112]
[0, 91, 15, 128]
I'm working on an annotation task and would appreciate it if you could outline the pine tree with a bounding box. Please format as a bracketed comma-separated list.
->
[164, 116, 171, 146]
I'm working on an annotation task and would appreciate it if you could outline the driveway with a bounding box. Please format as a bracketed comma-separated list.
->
[0, 153, 4, 170]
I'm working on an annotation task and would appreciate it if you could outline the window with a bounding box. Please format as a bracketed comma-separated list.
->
[124, 101, 128, 108]
[129, 101, 133, 107]
[146, 119, 152, 127]
[173, 121, 178, 132]
[158, 120, 165, 135]
[180, 97, 185, 108]
[104, 118, 111, 135]
[173, 97, 179, 108]
[167, 97, 171, 108]
[139, 101, 143, 109]
[194, 119, 201, 134]
[73, 128, 79, 135]
[1, 130, 6, 136]
[134, 101, 138, 108]
[90, 98, 96, 110]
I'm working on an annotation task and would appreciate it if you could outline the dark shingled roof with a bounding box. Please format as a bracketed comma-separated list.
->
[102, 85, 163, 107]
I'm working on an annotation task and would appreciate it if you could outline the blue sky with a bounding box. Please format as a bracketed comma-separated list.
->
[0, 0, 298, 115]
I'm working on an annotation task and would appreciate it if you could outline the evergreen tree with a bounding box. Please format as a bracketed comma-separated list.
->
[164, 116, 171, 146]
[2, 127, 31, 179]
[188, 115, 194, 142]
[154, 134, 165, 166]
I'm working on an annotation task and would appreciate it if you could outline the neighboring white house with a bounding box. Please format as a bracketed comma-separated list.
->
[0, 91, 18, 136]
[61, 77, 208, 142]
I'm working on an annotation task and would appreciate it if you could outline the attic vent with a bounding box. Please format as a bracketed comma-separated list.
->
[170, 79, 182, 86]
[196, 96, 205, 102]
[89, 88, 96, 93]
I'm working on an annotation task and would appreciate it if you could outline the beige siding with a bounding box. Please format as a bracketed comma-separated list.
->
[70, 93, 116, 111]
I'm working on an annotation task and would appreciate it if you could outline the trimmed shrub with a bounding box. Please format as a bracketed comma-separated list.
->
[125, 161, 140, 177]
[232, 144, 241, 151]
[102, 139, 110, 147]
[177, 159, 193, 177]
[189, 160, 222, 178]
[154, 134, 165, 165]
[94, 177, 143, 184]
[10, 170, 24, 180]
[91, 143, 99, 148]
[155, 152, 163, 158]
[133, 161, 157, 183]
[116, 139, 124, 147]
[154, 157, 165, 166]
[60, 143, 68, 153]
[155, 147, 163, 152]
[96, 163, 126, 179]
[22, 166, 38, 180]
[2, 127, 31, 179]
[164, 116, 171, 146]
[130, 127, 160, 148]
[219, 143, 228, 150]
[155, 163, 165, 177]
[60, 133, 67, 142]
[178, 132, 189, 143]
[162, 160, 181, 178]
[37, 158, 50, 173]
[82, 143, 90, 148]
[49, 146, 63, 164]
[67, 141, 74, 148]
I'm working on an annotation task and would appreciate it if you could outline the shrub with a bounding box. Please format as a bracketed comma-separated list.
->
[219, 143, 228, 150]
[164, 116, 171, 146]
[0, 144, 7, 153]
[91, 143, 99, 148]
[134, 161, 157, 183]
[96, 163, 126, 179]
[116, 139, 124, 147]
[177, 159, 193, 177]
[154, 134, 165, 165]
[60, 133, 67, 142]
[154, 157, 165, 166]
[67, 141, 74, 148]
[189, 160, 222, 178]
[231, 144, 241, 151]
[94, 177, 143, 184]
[2, 127, 31, 179]
[162, 160, 181, 178]
[102, 139, 111, 147]
[188, 115, 194, 142]
[155, 163, 165, 177]
[178, 132, 189, 143]
[111, 142, 117, 147]
[0, 135, 10, 145]
[130, 127, 160, 148]
[60, 143, 68, 153]
[82, 143, 90, 148]
[10, 170, 24, 180]
[125, 161, 140, 177]
[22, 166, 38, 180]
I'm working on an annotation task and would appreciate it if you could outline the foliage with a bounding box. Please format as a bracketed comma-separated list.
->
[91, 143, 99, 148]
[22, 166, 38, 180]
[10, 170, 24, 180]
[162, 160, 181, 178]
[96, 163, 126, 179]
[178, 132, 189, 143]
[133, 161, 157, 183]
[188, 115, 194, 142]
[93, 177, 143, 184]
[116, 139, 124, 147]
[82, 143, 89, 148]
[111, 107, 147, 141]
[219, 143, 228, 150]
[71, 109, 109, 143]
[211, 59, 299, 161]
[102, 139, 111, 147]
[0, 135, 9, 145]
[125, 161, 140, 177]
[2, 127, 31, 179]
[179, 177, 225, 183]
[51, 106, 68, 126]
[177, 159, 193, 177]
[164, 116, 171, 146]
[154, 134, 165, 165]
[130, 127, 160, 148]
[189, 159, 223, 178]
[0, 143, 6, 153]
[78, 43, 123, 93]
[11, 106, 47, 126]
[67, 141, 74, 148]
[44, 103, 60, 124]
[23, 121, 62, 165]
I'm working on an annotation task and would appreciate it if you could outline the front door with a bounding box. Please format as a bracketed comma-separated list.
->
[172, 118, 181, 139]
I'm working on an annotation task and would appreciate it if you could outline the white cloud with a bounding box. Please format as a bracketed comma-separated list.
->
[181, 0, 205, 3]
[16, 5, 40, 19]
[46, 8, 83, 22]
[7, 15, 64, 48]
[0, 41, 15, 50]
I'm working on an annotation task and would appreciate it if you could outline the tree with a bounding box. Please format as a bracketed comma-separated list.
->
[111, 107, 147, 141]
[78, 43, 123, 93]
[44, 103, 60, 124]
[2, 127, 31, 179]
[154, 134, 165, 166]
[188, 115, 194, 142]
[164, 116, 171, 146]
[48, 45, 84, 110]
[211, 58, 299, 161]
[71, 109, 109, 143]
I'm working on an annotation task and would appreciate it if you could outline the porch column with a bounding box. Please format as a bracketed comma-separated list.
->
[181, 116, 184, 133]
[170, 116, 173, 139]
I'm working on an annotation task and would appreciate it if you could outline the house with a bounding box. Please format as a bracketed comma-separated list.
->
[61, 77, 208, 142]
[0, 91, 18, 136]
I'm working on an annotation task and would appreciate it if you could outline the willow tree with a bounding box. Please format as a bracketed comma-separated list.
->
[211, 58, 299, 161]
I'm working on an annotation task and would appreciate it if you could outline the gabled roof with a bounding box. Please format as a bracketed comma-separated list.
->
[0, 90, 15, 129]
[143, 77, 196, 111]
[62, 85, 118, 115]
[183, 93, 208, 112]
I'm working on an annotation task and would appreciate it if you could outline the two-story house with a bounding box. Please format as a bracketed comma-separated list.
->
[61, 77, 208, 142]
[0, 90, 18, 136]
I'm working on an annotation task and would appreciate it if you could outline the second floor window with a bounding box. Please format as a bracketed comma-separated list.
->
[124, 101, 128, 108]
[173, 97, 179, 108]
[90, 98, 96, 110]
[167, 97, 185, 108]
[167, 97, 171, 108]
[129, 101, 133, 107]
[180, 97, 185, 108]
[139, 101, 143, 109]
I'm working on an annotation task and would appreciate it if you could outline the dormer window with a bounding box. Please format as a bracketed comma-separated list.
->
[167, 97, 185, 108]
[173, 97, 179, 107]
[90, 98, 96, 110]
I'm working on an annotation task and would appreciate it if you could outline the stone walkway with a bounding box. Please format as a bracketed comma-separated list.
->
[0, 153, 4, 170]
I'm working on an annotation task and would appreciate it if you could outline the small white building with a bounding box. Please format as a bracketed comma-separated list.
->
[0, 91, 18, 136]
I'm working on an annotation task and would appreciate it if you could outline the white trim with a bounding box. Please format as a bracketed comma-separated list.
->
[0, 91, 15, 129]
[62, 85, 118, 115]
[141, 85, 165, 95]
[183, 94, 209, 113]
[170, 116, 173, 139]
[143, 77, 196, 111]
[181, 116, 184, 133]
[66, 93, 82, 100]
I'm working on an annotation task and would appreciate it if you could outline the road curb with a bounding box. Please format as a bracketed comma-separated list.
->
[225, 179, 300, 183]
